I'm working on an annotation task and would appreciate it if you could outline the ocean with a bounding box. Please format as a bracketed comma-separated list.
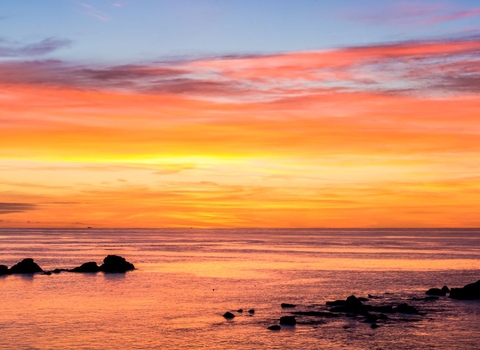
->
[1, 228, 479, 349]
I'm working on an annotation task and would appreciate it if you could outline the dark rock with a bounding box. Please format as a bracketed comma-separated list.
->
[345, 295, 363, 310]
[223, 312, 235, 319]
[358, 297, 369, 302]
[237, 309, 243, 313]
[371, 323, 379, 329]
[441, 285, 450, 293]
[248, 309, 255, 314]
[9, 258, 43, 274]
[70, 262, 100, 273]
[281, 303, 296, 308]
[394, 303, 419, 314]
[43, 271, 52, 275]
[449, 280, 480, 300]
[279, 316, 296, 326]
[99, 255, 135, 273]
[53, 268, 63, 274]
[0, 265, 9, 275]
[425, 288, 446, 296]
[268, 325, 281, 331]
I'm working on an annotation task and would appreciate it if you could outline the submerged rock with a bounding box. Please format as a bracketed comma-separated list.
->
[9, 258, 43, 274]
[248, 309, 255, 314]
[223, 312, 235, 319]
[99, 255, 135, 273]
[70, 262, 100, 273]
[449, 280, 480, 300]
[279, 316, 296, 326]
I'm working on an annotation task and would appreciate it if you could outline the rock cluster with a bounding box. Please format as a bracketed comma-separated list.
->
[0, 255, 135, 275]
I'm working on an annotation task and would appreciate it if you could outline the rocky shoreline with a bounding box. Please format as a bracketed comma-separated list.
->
[0, 255, 135, 275]
[222, 279, 480, 331]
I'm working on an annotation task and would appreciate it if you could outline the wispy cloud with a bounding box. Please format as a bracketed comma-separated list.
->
[348, 2, 480, 26]
[1, 37, 479, 98]
[428, 7, 480, 23]
[0, 202, 37, 214]
[0, 37, 72, 57]
[73, 1, 111, 21]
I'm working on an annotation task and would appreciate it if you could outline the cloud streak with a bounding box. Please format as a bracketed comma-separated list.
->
[0, 37, 72, 57]
[0, 202, 37, 214]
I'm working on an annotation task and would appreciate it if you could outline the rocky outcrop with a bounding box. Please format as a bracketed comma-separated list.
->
[99, 255, 135, 273]
[449, 280, 480, 300]
[9, 258, 43, 274]
[0, 265, 9, 275]
[70, 262, 100, 273]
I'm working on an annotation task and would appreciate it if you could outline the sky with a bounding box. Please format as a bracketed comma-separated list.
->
[1, 0, 480, 228]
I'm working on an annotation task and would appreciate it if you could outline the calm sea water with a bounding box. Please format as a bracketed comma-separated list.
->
[1, 228, 480, 349]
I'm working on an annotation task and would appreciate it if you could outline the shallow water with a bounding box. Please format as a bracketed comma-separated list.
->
[1, 228, 479, 349]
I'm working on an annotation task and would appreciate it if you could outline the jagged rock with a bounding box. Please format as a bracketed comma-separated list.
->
[268, 325, 281, 330]
[70, 262, 100, 273]
[9, 258, 43, 274]
[394, 303, 419, 314]
[441, 285, 450, 293]
[99, 255, 135, 273]
[223, 312, 235, 319]
[279, 316, 296, 325]
[345, 295, 363, 310]
[0, 265, 9, 275]
[237, 309, 243, 313]
[248, 309, 255, 314]
[425, 288, 446, 296]
[449, 280, 480, 300]
[281, 303, 296, 308]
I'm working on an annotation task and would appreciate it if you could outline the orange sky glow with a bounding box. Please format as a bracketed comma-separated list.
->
[1, 38, 480, 228]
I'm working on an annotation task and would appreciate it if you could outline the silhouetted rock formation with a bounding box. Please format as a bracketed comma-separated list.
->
[442, 286, 450, 293]
[70, 262, 100, 273]
[237, 309, 243, 313]
[425, 287, 446, 296]
[223, 311, 235, 319]
[0, 265, 8, 275]
[279, 316, 296, 325]
[248, 309, 255, 314]
[9, 258, 43, 274]
[99, 255, 135, 273]
[281, 303, 296, 308]
[449, 280, 480, 300]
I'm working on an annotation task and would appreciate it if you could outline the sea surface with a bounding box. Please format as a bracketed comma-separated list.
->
[1, 228, 480, 349]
